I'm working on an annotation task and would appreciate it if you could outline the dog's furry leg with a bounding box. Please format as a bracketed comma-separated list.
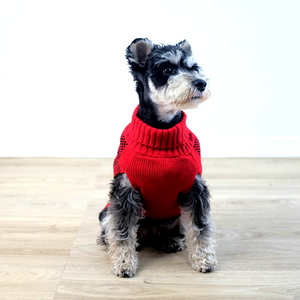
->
[179, 174, 217, 273]
[100, 173, 143, 278]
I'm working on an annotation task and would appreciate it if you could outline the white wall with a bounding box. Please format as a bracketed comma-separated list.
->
[1, 0, 300, 157]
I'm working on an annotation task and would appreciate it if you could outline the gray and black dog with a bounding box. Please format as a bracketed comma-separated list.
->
[99, 38, 217, 278]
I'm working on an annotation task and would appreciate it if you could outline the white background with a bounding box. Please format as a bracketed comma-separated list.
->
[1, 0, 300, 157]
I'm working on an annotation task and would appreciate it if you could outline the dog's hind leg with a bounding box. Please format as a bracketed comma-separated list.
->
[158, 217, 186, 253]
[101, 173, 143, 278]
[137, 216, 186, 253]
[179, 174, 217, 273]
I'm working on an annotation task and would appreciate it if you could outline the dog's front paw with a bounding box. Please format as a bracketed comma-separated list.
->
[111, 254, 139, 278]
[111, 262, 138, 278]
[190, 258, 217, 273]
[189, 251, 217, 273]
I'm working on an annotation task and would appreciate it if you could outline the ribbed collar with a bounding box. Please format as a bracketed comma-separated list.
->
[125, 106, 192, 157]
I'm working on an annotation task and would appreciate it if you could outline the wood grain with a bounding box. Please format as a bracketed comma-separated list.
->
[0, 158, 101, 300]
[0, 158, 299, 299]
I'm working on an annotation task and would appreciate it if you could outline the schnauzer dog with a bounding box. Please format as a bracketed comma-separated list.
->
[99, 38, 217, 278]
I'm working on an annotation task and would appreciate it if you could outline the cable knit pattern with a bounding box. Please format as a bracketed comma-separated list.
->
[110, 106, 202, 219]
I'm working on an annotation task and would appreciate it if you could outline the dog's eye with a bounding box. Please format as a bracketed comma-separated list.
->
[163, 67, 173, 75]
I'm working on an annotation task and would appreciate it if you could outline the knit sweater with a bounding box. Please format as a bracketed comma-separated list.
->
[107, 105, 202, 219]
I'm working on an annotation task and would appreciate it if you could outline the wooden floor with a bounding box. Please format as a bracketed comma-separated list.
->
[0, 158, 299, 300]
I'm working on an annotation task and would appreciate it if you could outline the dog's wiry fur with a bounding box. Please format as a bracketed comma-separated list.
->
[99, 38, 217, 277]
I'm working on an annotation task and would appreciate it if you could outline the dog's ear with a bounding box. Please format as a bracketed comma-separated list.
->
[178, 40, 192, 55]
[126, 38, 154, 67]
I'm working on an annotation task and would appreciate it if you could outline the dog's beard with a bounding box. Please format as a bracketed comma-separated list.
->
[149, 72, 211, 110]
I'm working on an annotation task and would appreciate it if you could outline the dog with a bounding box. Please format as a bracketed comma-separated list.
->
[98, 38, 217, 278]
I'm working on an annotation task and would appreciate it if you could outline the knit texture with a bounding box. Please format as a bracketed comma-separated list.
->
[109, 105, 202, 219]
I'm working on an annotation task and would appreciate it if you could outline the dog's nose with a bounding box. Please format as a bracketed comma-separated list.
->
[193, 79, 207, 92]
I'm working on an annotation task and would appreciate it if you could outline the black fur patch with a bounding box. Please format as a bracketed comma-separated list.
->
[178, 175, 211, 229]
[136, 216, 185, 253]
[108, 174, 144, 240]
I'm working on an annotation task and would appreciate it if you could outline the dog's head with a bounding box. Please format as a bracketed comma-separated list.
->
[126, 38, 211, 112]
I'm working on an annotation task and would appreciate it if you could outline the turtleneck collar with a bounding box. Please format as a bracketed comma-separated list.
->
[124, 106, 194, 157]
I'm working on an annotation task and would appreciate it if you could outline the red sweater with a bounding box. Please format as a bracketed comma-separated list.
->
[108, 106, 202, 219]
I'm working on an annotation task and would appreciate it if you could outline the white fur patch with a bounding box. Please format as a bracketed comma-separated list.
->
[165, 50, 182, 64]
[155, 50, 183, 66]
[148, 79, 179, 122]
[185, 56, 197, 68]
